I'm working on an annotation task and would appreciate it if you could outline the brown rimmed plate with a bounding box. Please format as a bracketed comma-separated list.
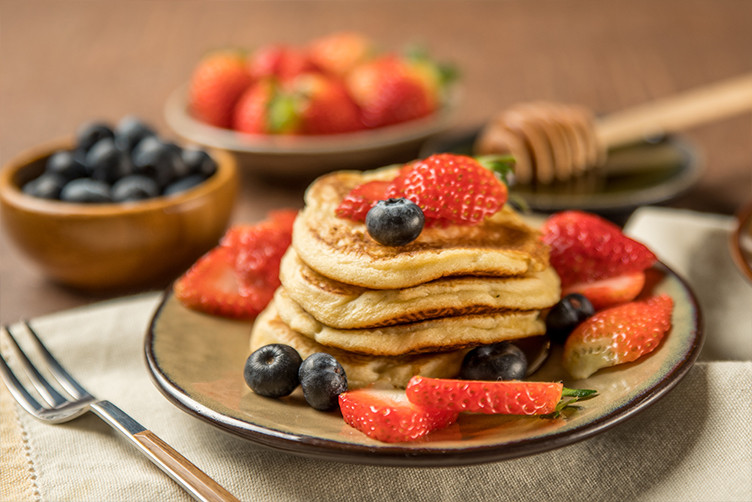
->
[144, 262, 702, 467]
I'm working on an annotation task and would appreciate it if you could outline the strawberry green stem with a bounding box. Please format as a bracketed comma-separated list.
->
[562, 387, 598, 398]
[475, 155, 515, 184]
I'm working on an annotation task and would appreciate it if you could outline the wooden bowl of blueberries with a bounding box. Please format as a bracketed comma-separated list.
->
[0, 116, 238, 291]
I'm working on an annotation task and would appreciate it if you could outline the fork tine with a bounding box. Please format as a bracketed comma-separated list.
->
[0, 327, 46, 416]
[23, 321, 92, 400]
[2, 324, 68, 407]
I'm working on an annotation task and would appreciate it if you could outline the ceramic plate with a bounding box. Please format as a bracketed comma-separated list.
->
[421, 129, 703, 221]
[144, 262, 702, 466]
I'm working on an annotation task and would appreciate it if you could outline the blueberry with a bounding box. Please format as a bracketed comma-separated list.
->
[163, 175, 205, 196]
[86, 138, 132, 184]
[131, 136, 178, 188]
[545, 293, 595, 344]
[114, 115, 156, 152]
[22, 173, 67, 199]
[112, 175, 160, 202]
[181, 147, 217, 178]
[460, 341, 528, 381]
[76, 121, 114, 152]
[60, 178, 112, 203]
[298, 353, 347, 411]
[365, 198, 424, 246]
[164, 141, 192, 179]
[243, 344, 302, 398]
[45, 150, 88, 180]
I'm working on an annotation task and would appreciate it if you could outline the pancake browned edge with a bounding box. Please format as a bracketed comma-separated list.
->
[280, 247, 561, 329]
[273, 287, 546, 356]
[292, 166, 550, 289]
[251, 302, 468, 389]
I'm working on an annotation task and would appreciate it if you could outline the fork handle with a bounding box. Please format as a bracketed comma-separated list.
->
[90, 401, 240, 502]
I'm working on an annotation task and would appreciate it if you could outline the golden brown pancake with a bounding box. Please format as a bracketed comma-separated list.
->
[292, 166, 550, 289]
[280, 247, 560, 329]
[272, 287, 546, 356]
[250, 302, 468, 389]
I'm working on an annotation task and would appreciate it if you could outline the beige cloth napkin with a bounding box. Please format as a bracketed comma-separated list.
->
[2, 207, 752, 502]
[624, 206, 752, 361]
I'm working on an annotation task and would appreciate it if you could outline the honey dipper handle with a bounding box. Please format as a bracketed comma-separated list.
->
[594, 73, 752, 149]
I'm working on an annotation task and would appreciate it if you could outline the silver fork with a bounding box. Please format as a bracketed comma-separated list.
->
[0, 321, 240, 502]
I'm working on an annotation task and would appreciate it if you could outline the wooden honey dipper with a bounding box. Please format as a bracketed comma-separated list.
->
[474, 73, 752, 185]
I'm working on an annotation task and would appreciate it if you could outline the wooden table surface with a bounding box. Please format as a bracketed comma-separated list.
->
[1, 0, 751, 324]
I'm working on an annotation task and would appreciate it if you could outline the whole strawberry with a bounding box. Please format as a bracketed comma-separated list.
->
[307, 31, 375, 77]
[346, 54, 436, 128]
[387, 154, 508, 227]
[247, 44, 316, 81]
[233, 79, 301, 135]
[232, 80, 272, 134]
[563, 294, 674, 379]
[286, 73, 363, 134]
[188, 50, 253, 129]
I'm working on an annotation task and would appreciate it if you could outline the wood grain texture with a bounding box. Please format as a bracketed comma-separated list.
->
[133, 430, 240, 502]
[1, 0, 751, 322]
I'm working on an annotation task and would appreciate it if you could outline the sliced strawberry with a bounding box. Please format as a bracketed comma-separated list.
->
[224, 222, 294, 288]
[563, 271, 646, 310]
[338, 388, 458, 443]
[188, 50, 253, 129]
[175, 210, 297, 319]
[563, 294, 674, 379]
[406, 376, 568, 415]
[334, 180, 390, 221]
[174, 246, 263, 319]
[541, 211, 657, 288]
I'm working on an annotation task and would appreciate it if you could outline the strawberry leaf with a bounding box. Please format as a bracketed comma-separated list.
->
[476, 155, 515, 184]
[562, 387, 598, 398]
[268, 88, 301, 134]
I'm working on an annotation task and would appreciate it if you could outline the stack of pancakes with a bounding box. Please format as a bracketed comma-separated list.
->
[250, 166, 561, 389]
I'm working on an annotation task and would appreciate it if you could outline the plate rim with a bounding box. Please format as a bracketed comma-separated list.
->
[144, 262, 704, 467]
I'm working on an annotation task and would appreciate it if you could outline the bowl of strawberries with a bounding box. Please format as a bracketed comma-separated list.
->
[165, 32, 459, 178]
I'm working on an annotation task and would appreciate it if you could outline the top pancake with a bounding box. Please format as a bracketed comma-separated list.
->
[292, 166, 550, 289]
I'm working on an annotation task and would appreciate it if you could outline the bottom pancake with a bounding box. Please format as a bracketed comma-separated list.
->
[273, 287, 546, 356]
[251, 302, 469, 389]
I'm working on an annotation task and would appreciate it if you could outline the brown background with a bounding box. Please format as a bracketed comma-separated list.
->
[1, 0, 751, 323]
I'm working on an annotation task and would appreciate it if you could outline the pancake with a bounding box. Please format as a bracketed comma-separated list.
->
[280, 247, 561, 329]
[292, 166, 550, 289]
[250, 302, 468, 389]
[273, 287, 546, 356]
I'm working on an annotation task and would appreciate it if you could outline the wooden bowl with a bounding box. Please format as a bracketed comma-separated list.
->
[0, 138, 238, 291]
[164, 83, 458, 179]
